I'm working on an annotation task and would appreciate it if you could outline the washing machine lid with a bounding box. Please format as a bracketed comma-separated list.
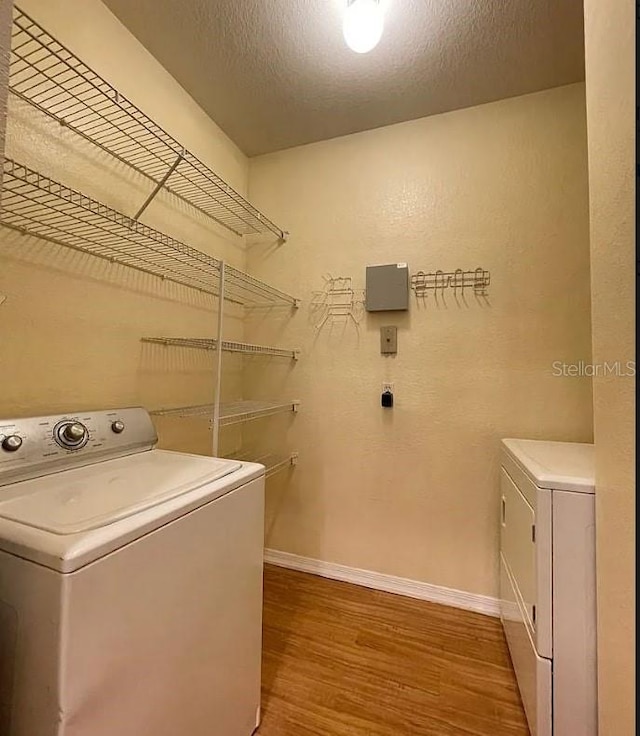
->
[0, 449, 242, 535]
[502, 438, 595, 493]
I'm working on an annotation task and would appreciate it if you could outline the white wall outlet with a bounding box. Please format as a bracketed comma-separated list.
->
[382, 382, 394, 393]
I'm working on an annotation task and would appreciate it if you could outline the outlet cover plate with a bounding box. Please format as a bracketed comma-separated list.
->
[380, 326, 397, 354]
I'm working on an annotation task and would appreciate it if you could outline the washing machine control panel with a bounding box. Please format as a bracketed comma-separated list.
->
[0, 407, 158, 486]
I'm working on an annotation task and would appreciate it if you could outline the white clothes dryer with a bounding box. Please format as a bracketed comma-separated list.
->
[499, 438, 596, 736]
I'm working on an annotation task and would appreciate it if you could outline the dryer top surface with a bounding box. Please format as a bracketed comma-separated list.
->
[501, 438, 595, 494]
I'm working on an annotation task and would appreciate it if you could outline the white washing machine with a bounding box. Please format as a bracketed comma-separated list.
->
[499, 438, 596, 736]
[0, 407, 265, 736]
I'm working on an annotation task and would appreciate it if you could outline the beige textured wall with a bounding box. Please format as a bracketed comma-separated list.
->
[247, 83, 593, 597]
[0, 0, 250, 454]
[583, 1, 636, 733]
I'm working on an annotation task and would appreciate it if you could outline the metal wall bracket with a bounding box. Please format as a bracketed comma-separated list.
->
[410, 267, 491, 298]
[133, 151, 184, 221]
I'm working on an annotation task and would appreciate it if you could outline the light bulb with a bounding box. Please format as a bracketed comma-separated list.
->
[343, 0, 384, 54]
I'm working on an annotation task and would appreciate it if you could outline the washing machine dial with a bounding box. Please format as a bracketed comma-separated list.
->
[1, 435, 22, 452]
[55, 421, 89, 450]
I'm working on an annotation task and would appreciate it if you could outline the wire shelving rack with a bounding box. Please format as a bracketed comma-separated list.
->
[141, 337, 299, 360]
[0, 159, 299, 307]
[9, 6, 287, 240]
[227, 451, 298, 478]
[4, 6, 300, 469]
[150, 400, 300, 427]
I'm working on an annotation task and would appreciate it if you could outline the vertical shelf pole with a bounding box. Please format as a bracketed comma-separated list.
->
[212, 261, 225, 456]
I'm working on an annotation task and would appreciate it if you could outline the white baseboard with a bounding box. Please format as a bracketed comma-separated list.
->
[264, 548, 500, 618]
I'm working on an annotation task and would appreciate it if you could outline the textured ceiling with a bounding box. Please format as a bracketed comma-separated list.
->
[102, 0, 585, 156]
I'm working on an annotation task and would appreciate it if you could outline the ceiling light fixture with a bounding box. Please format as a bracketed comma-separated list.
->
[343, 0, 384, 54]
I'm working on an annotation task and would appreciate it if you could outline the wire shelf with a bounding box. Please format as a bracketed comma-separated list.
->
[227, 450, 298, 478]
[149, 400, 300, 426]
[0, 159, 299, 307]
[223, 264, 300, 308]
[9, 6, 287, 240]
[141, 337, 299, 360]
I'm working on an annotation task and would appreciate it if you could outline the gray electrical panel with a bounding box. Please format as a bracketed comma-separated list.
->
[365, 263, 409, 312]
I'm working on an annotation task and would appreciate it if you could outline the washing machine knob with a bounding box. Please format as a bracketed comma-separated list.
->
[2, 435, 22, 452]
[111, 420, 125, 434]
[55, 422, 89, 450]
[63, 423, 87, 443]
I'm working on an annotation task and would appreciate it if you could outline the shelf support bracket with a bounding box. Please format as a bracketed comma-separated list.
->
[212, 262, 225, 457]
[132, 151, 184, 221]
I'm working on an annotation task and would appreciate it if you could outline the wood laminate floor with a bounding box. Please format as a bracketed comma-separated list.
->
[258, 565, 529, 736]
